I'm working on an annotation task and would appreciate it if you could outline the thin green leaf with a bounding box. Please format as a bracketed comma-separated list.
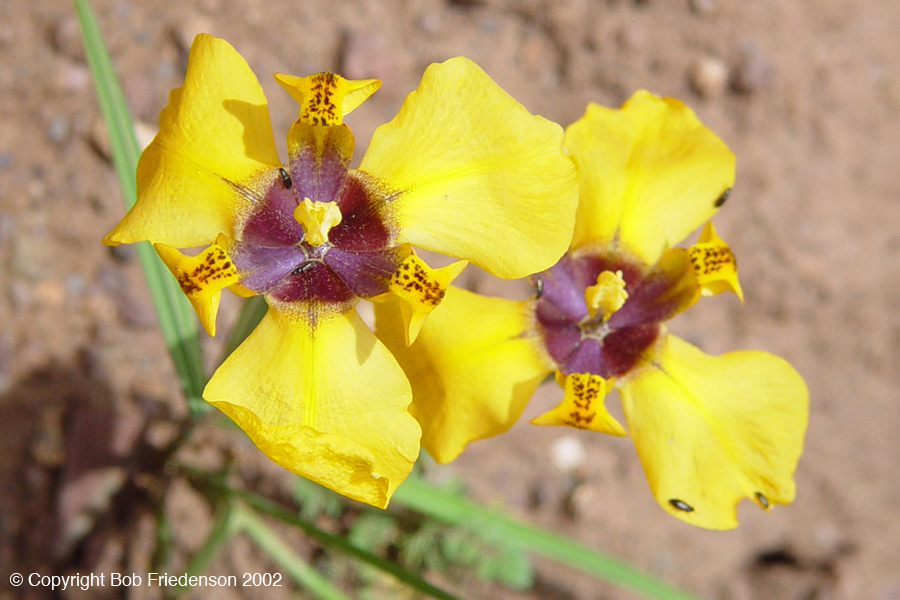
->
[392, 476, 704, 600]
[236, 507, 353, 600]
[167, 501, 241, 599]
[74, 0, 207, 412]
[183, 468, 463, 600]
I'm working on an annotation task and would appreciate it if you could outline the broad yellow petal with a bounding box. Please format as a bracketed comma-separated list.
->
[618, 334, 808, 529]
[375, 287, 550, 463]
[105, 34, 281, 248]
[204, 305, 421, 507]
[565, 91, 735, 263]
[531, 372, 626, 435]
[358, 57, 578, 279]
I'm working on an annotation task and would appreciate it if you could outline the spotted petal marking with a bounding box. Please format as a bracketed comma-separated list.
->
[531, 372, 626, 435]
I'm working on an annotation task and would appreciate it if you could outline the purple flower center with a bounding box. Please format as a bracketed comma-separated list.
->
[229, 164, 402, 307]
[534, 251, 692, 378]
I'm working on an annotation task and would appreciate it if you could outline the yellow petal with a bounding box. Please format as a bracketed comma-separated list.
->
[618, 334, 808, 529]
[386, 253, 468, 345]
[531, 372, 626, 435]
[105, 34, 281, 248]
[688, 221, 744, 302]
[374, 287, 550, 463]
[358, 56, 578, 279]
[204, 305, 421, 507]
[155, 242, 241, 336]
[274, 72, 380, 125]
[565, 90, 735, 264]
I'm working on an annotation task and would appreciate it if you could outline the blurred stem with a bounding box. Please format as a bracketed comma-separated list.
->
[235, 506, 353, 600]
[392, 476, 704, 600]
[181, 467, 463, 600]
[166, 501, 240, 600]
[74, 0, 208, 414]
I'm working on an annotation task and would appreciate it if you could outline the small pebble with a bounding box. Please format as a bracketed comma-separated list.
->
[50, 17, 86, 62]
[689, 56, 729, 98]
[551, 435, 585, 473]
[56, 61, 90, 93]
[47, 114, 70, 143]
[731, 43, 775, 94]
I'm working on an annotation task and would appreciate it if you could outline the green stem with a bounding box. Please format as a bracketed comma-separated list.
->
[74, 0, 208, 413]
[235, 506, 353, 600]
[182, 468, 463, 600]
[392, 477, 703, 600]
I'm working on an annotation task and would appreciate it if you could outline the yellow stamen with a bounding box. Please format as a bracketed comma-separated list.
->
[585, 270, 628, 320]
[274, 72, 381, 126]
[687, 221, 744, 303]
[530, 372, 626, 435]
[294, 198, 343, 246]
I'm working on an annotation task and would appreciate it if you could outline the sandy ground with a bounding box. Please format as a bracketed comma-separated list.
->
[2, 0, 899, 599]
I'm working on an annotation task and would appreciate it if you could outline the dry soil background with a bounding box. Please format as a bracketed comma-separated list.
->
[2, 0, 900, 599]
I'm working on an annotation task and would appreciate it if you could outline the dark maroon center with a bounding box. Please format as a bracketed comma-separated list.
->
[533, 251, 693, 378]
[229, 166, 401, 307]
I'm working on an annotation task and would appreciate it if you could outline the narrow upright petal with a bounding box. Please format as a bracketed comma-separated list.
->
[564, 91, 735, 264]
[274, 72, 380, 125]
[105, 34, 281, 248]
[618, 335, 808, 529]
[204, 306, 421, 507]
[155, 242, 240, 336]
[688, 221, 744, 302]
[385, 253, 468, 345]
[375, 287, 550, 463]
[531, 372, 626, 435]
[358, 57, 578, 279]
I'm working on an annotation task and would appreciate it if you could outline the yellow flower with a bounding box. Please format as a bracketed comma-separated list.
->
[103, 34, 579, 508]
[376, 90, 808, 529]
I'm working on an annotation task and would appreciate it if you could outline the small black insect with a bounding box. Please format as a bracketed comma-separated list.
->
[534, 276, 544, 299]
[292, 261, 313, 275]
[756, 492, 769, 509]
[669, 498, 694, 512]
[714, 188, 732, 208]
[279, 167, 293, 189]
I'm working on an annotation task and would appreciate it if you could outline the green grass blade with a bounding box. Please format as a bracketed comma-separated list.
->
[236, 507, 354, 600]
[74, 0, 207, 410]
[392, 477, 704, 600]
[182, 468, 463, 600]
[167, 502, 240, 599]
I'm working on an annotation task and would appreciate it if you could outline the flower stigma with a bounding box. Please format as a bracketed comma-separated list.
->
[294, 198, 343, 246]
[584, 269, 628, 321]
